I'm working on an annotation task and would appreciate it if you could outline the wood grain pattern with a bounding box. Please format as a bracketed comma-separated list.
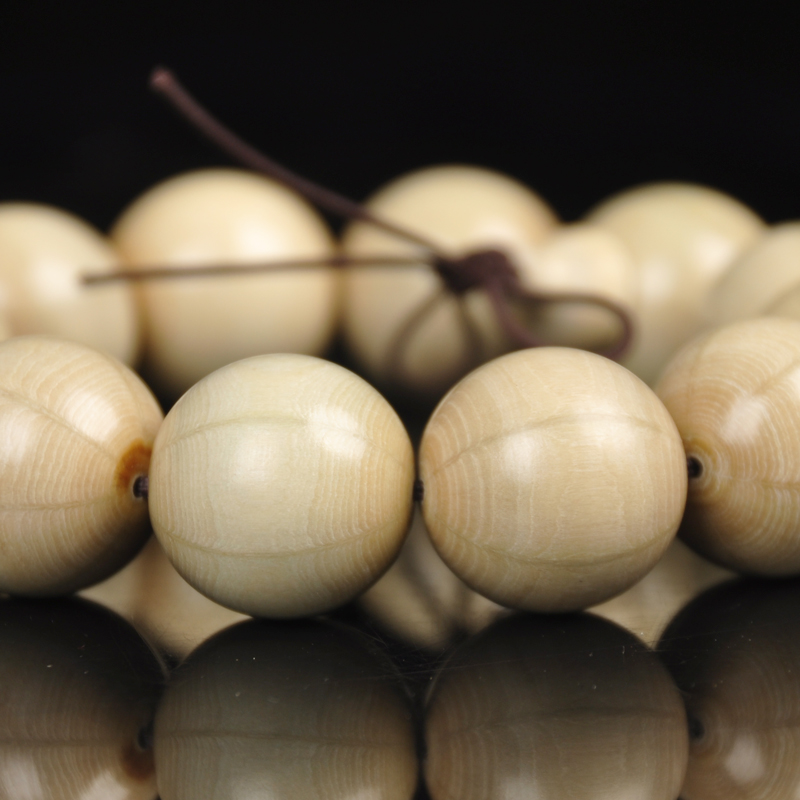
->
[155, 620, 417, 800]
[150, 354, 416, 617]
[111, 169, 340, 399]
[656, 317, 800, 574]
[0, 203, 140, 364]
[0, 336, 163, 595]
[0, 598, 164, 800]
[425, 613, 688, 800]
[420, 347, 687, 612]
[587, 182, 764, 385]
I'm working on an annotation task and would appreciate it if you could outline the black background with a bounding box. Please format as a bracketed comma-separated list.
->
[2, 4, 799, 233]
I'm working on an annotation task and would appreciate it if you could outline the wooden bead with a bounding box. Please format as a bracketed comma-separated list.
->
[149, 353, 416, 617]
[0, 336, 163, 595]
[0, 597, 164, 800]
[342, 165, 558, 399]
[359, 507, 505, 651]
[587, 183, 764, 384]
[705, 221, 800, 327]
[0, 203, 140, 364]
[111, 169, 340, 400]
[419, 347, 687, 612]
[659, 579, 800, 799]
[656, 317, 800, 574]
[80, 536, 249, 660]
[155, 619, 418, 800]
[424, 613, 688, 800]
[590, 538, 732, 645]
[519, 222, 637, 352]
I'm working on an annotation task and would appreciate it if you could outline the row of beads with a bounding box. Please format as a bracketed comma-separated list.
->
[7, 161, 800, 408]
[4, 316, 800, 618]
[8, 574, 796, 800]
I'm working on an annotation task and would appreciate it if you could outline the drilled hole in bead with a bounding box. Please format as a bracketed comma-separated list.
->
[136, 721, 154, 752]
[132, 475, 149, 500]
[687, 456, 703, 480]
[688, 713, 705, 743]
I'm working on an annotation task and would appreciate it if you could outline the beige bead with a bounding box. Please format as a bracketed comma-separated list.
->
[705, 222, 800, 328]
[0, 597, 164, 800]
[419, 347, 687, 612]
[424, 613, 688, 800]
[155, 619, 418, 800]
[111, 169, 340, 400]
[80, 536, 249, 660]
[656, 317, 800, 574]
[519, 222, 637, 352]
[0, 336, 163, 595]
[587, 183, 764, 384]
[590, 538, 733, 645]
[660, 579, 800, 799]
[0, 203, 140, 364]
[342, 165, 558, 399]
[359, 507, 506, 650]
[149, 353, 416, 617]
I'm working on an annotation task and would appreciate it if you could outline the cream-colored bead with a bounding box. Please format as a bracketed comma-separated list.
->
[80, 536, 249, 660]
[149, 353, 416, 617]
[359, 507, 506, 650]
[519, 222, 637, 352]
[342, 165, 558, 399]
[155, 619, 418, 800]
[419, 347, 687, 612]
[424, 613, 688, 800]
[0, 203, 140, 364]
[587, 183, 764, 384]
[590, 538, 733, 645]
[111, 169, 340, 400]
[705, 222, 800, 327]
[656, 317, 800, 574]
[0, 336, 163, 595]
[660, 579, 800, 800]
[0, 597, 164, 800]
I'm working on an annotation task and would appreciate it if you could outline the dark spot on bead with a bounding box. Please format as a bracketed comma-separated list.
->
[115, 440, 152, 499]
[413, 479, 425, 503]
[687, 456, 703, 480]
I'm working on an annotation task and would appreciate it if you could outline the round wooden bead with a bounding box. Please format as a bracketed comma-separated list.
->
[149, 353, 416, 617]
[111, 168, 340, 400]
[0, 597, 165, 800]
[0, 336, 163, 595]
[587, 183, 764, 384]
[519, 222, 637, 352]
[656, 317, 800, 574]
[155, 619, 418, 800]
[419, 347, 687, 612]
[705, 222, 800, 328]
[359, 507, 505, 651]
[0, 203, 140, 364]
[341, 165, 558, 399]
[80, 536, 249, 661]
[659, 579, 800, 799]
[424, 613, 688, 800]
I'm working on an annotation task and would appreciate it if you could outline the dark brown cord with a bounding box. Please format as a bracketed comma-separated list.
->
[128, 67, 636, 360]
[150, 68, 439, 254]
[82, 254, 431, 284]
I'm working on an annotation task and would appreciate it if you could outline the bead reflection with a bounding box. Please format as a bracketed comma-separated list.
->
[0, 597, 165, 800]
[425, 613, 687, 800]
[155, 618, 418, 799]
[659, 578, 800, 799]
